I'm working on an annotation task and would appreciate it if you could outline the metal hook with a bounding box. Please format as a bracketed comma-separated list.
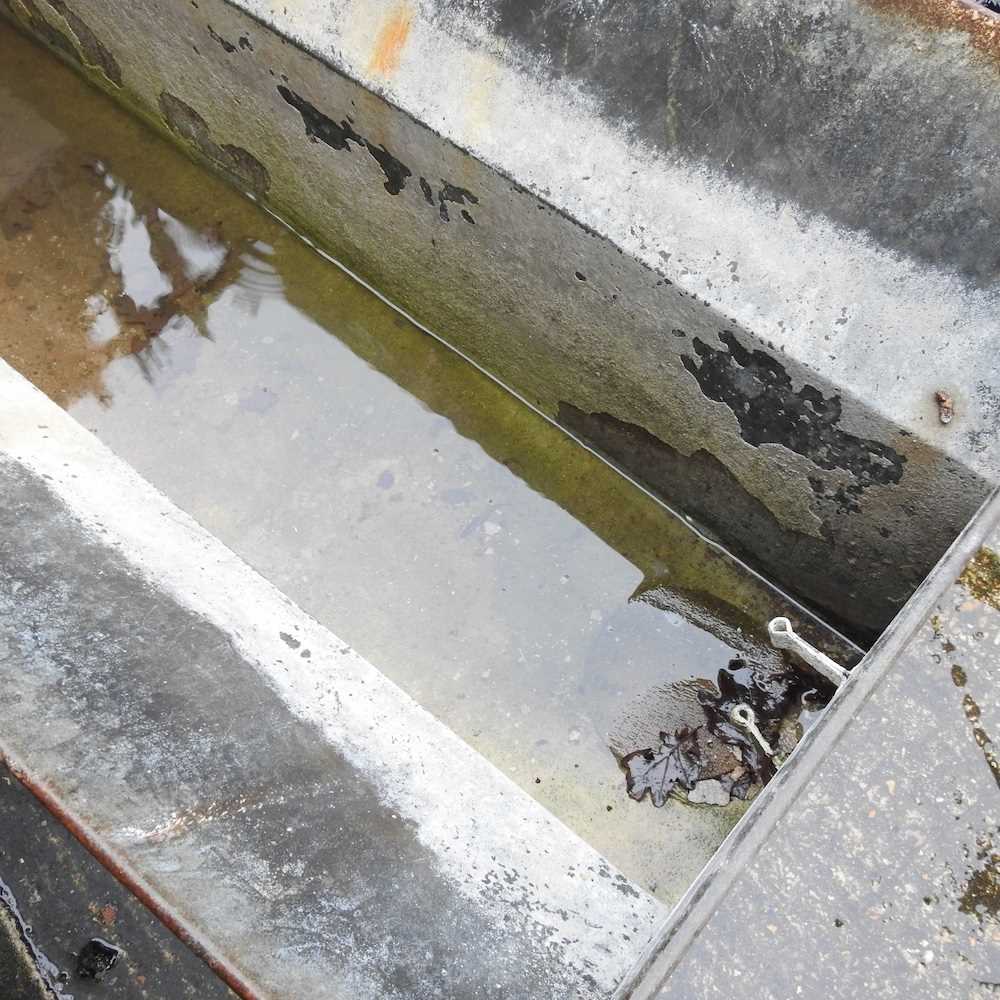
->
[768, 617, 849, 687]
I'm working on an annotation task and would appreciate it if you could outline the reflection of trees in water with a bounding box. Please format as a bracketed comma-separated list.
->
[129, 319, 184, 387]
[0, 147, 263, 404]
[121, 233, 286, 388]
[103, 181, 289, 390]
[101, 181, 236, 389]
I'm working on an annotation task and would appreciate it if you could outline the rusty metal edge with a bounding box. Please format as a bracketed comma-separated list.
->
[0, 747, 263, 1000]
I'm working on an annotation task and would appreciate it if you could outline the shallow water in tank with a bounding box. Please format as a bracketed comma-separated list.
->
[0, 22, 857, 903]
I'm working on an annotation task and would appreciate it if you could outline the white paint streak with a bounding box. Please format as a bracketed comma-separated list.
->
[239, 0, 999, 480]
[0, 359, 667, 990]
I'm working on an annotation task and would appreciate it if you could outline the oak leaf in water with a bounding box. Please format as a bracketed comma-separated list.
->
[622, 726, 701, 807]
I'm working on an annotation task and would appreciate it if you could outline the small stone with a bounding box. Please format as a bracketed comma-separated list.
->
[934, 390, 954, 425]
[687, 779, 731, 807]
[77, 937, 122, 980]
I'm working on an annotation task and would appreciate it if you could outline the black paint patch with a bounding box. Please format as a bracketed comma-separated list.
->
[365, 142, 411, 195]
[207, 24, 237, 54]
[682, 331, 905, 501]
[278, 84, 363, 150]
[555, 402, 941, 645]
[437, 181, 478, 222]
[45, 0, 122, 85]
[276, 86, 485, 215]
[277, 84, 411, 194]
[238, 34, 253, 51]
[159, 92, 270, 197]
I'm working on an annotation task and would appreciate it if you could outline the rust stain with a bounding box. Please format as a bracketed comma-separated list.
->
[865, 0, 1000, 68]
[368, 4, 413, 77]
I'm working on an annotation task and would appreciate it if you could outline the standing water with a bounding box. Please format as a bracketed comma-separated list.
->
[0, 22, 856, 904]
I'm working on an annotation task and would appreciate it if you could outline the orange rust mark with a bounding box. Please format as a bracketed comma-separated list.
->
[865, 0, 1000, 69]
[368, 4, 413, 77]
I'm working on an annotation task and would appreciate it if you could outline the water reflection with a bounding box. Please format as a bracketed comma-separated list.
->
[0, 27, 856, 904]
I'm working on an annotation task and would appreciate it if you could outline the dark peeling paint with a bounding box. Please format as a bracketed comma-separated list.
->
[277, 84, 364, 149]
[437, 180, 478, 223]
[279, 630, 301, 649]
[276, 85, 478, 212]
[158, 92, 270, 197]
[364, 141, 412, 195]
[3, 0, 79, 64]
[4, 0, 123, 88]
[594, 861, 643, 900]
[555, 401, 931, 644]
[207, 23, 237, 54]
[45, 0, 122, 85]
[277, 83, 410, 194]
[682, 331, 905, 502]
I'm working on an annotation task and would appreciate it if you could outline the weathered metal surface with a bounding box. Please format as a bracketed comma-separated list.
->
[0, 25, 863, 907]
[0, 763, 240, 998]
[627, 487, 1000, 999]
[0, 359, 666, 999]
[2, 0, 995, 641]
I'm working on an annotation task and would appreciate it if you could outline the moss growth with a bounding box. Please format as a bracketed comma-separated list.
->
[959, 546, 1000, 611]
[958, 836, 1000, 925]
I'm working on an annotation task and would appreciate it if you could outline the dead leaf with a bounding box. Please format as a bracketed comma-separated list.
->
[623, 727, 701, 807]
